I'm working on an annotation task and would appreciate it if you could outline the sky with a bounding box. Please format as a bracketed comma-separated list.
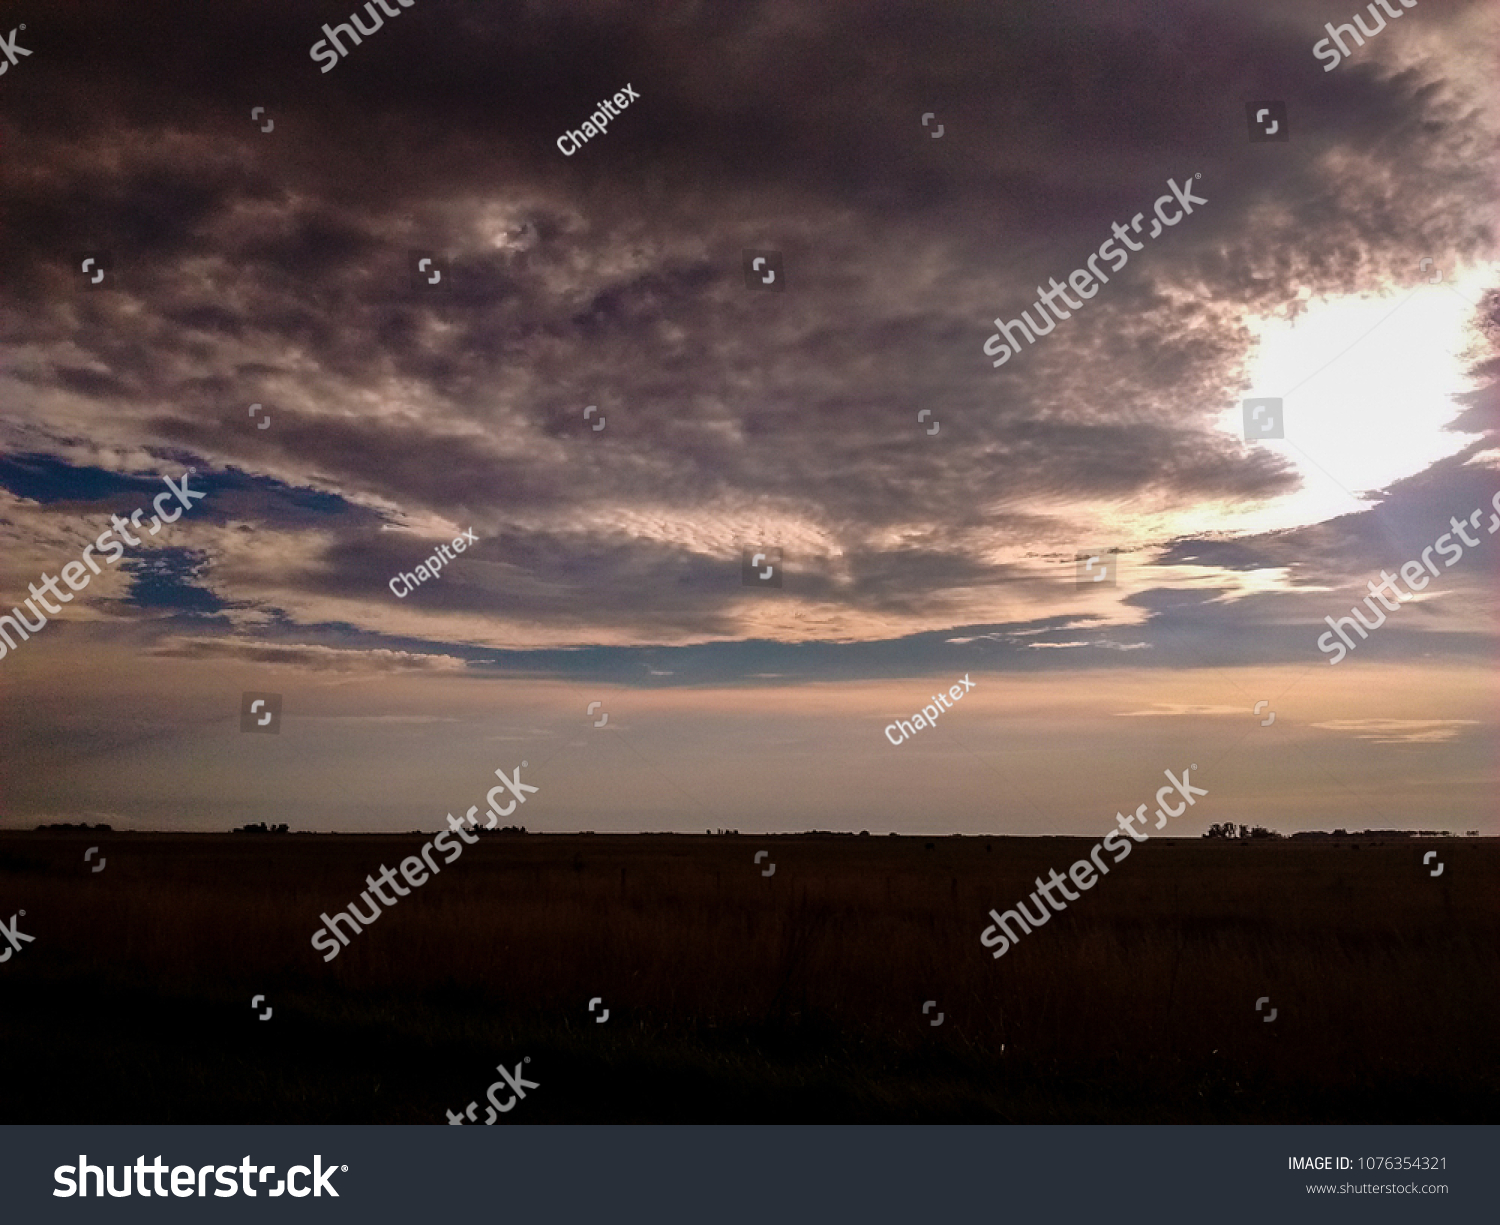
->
[1, 0, 1496, 834]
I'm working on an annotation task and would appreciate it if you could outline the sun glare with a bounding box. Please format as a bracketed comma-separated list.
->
[1215, 265, 1495, 537]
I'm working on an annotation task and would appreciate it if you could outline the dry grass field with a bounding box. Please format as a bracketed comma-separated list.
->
[0, 831, 1495, 1122]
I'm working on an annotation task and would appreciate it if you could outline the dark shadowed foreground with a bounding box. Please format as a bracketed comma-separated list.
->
[0, 833, 1495, 1123]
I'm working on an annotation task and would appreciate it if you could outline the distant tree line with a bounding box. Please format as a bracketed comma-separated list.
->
[231, 822, 290, 834]
[1203, 823, 1281, 839]
[1205, 825, 1477, 839]
[1293, 828, 1464, 838]
[35, 822, 112, 831]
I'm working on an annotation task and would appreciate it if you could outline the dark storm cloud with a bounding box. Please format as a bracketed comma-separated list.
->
[0, 0, 1495, 665]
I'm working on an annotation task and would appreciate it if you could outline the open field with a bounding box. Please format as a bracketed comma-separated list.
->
[0, 831, 1495, 1123]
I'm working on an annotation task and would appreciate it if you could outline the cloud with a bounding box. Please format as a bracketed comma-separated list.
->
[147, 636, 468, 673]
[1116, 703, 1248, 718]
[0, 0, 1494, 675]
[1028, 638, 1151, 652]
[1310, 718, 1481, 744]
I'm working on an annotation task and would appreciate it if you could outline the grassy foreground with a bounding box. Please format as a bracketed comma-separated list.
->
[0, 832, 1495, 1122]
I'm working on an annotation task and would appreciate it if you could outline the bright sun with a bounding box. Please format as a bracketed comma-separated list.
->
[1215, 263, 1495, 537]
